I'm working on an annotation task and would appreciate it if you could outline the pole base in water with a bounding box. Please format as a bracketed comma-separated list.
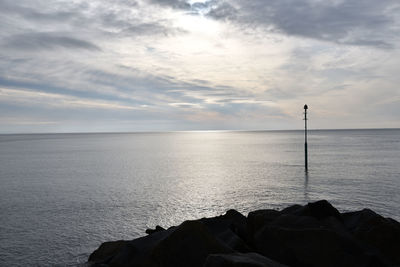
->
[305, 142, 308, 171]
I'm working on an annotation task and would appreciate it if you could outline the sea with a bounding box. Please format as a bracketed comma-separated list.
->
[0, 129, 399, 266]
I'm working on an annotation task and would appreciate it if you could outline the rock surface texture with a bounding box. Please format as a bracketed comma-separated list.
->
[88, 200, 400, 267]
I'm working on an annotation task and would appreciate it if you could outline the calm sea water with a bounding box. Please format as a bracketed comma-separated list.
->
[0, 129, 399, 266]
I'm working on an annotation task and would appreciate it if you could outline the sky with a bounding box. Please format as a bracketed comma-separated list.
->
[0, 0, 399, 133]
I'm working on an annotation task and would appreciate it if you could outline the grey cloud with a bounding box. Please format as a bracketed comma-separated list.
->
[343, 39, 393, 49]
[206, 0, 399, 48]
[114, 0, 139, 7]
[147, 0, 219, 14]
[0, 76, 136, 105]
[148, 0, 190, 9]
[98, 11, 134, 29]
[122, 22, 187, 37]
[0, 54, 265, 128]
[0, 53, 209, 108]
[96, 10, 186, 38]
[190, 79, 211, 85]
[0, 0, 87, 24]
[191, 2, 208, 10]
[4, 33, 101, 51]
[207, 2, 237, 20]
[0, 0, 184, 42]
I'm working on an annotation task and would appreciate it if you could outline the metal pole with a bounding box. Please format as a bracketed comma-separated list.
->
[304, 104, 308, 171]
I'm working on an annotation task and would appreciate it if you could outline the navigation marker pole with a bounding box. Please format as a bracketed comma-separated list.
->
[304, 104, 308, 171]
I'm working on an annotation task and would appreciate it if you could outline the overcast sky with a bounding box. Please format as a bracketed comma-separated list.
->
[1, 0, 399, 133]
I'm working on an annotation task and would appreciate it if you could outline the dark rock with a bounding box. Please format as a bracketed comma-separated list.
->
[247, 209, 280, 245]
[216, 228, 251, 252]
[88, 200, 400, 267]
[320, 215, 349, 234]
[200, 209, 247, 240]
[204, 252, 289, 267]
[145, 225, 165, 235]
[342, 209, 381, 232]
[89, 240, 128, 263]
[253, 226, 379, 267]
[89, 220, 232, 267]
[343, 209, 400, 265]
[198, 209, 250, 252]
[280, 204, 302, 215]
[268, 214, 322, 229]
[200, 210, 251, 252]
[294, 200, 342, 221]
[146, 220, 233, 267]
[91, 226, 173, 266]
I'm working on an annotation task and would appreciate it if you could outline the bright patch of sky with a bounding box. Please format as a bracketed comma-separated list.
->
[0, 0, 399, 132]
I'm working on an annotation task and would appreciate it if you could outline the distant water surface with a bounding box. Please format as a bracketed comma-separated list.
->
[0, 129, 399, 266]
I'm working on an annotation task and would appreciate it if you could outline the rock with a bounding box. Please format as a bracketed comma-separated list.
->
[343, 209, 400, 265]
[145, 225, 165, 235]
[89, 220, 232, 267]
[268, 214, 322, 229]
[248, 201, 389, 266]
[204, 252, 289, 267]
[247, 209, 280, 246]
[342, 209, 381, 232]
[252, 226, 380, 267]
[280, 205, 302, 215]
[217, 228, 251, 253]
[90, 226, 173, 266]
[200, 209, 248, 240]
[88, 200, 400, 267]
[88, 240, 128, 263]
[293, 200, 342, 221]
[199, 209, 249, 252]
[146, 220, 233, 267]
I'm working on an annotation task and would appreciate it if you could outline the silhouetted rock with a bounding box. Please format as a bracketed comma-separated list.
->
[89, 216, 234, 267]
[88, 200, 400, 267]
[199, 209, 249, 252]
[247, 209, 280, 240]
[252, 225, 379, 267]
[88, 240, 128, 263]
[343, 209, 400, 265]
[204, 252, 288, 267]
[293, 200, 342, 221]
[145, 225, 165, 235]
[144, 220, 232, 267]
[280, 204, 302, 215]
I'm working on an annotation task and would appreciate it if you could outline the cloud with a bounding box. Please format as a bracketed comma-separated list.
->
[0, 0, 186, 45]
[148, 0, 190, 9]
[0, 87, 139, 110]
[4, 32, 101, 51]
[206, 2, 237, 20]
[206, 0, 400, 48]
[0, 0, 399, 132]
[0, 1, 79, 23]
[122, 22, 186, 37]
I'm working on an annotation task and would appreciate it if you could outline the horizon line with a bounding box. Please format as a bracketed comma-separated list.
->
[0, 127, 399, 135]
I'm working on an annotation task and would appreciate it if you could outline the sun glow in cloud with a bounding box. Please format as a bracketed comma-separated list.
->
[175, 13, 220, 35]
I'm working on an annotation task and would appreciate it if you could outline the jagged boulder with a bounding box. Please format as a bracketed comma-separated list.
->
[145, 225, 165, 235]
[199, 209, 249, 252]
[252, 225, 381, 267]
[343, 209, 400, 265]
[88, 200, 400, 267]
[88, 210, 245, 267]
[89, 240, 129, 263]
[294, 200, 343, 221]
[247, 209, 280, 243]
[204, 252, 288, 267]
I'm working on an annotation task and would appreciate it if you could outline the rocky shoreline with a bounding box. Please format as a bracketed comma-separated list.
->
[88, 200, 400, 267]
